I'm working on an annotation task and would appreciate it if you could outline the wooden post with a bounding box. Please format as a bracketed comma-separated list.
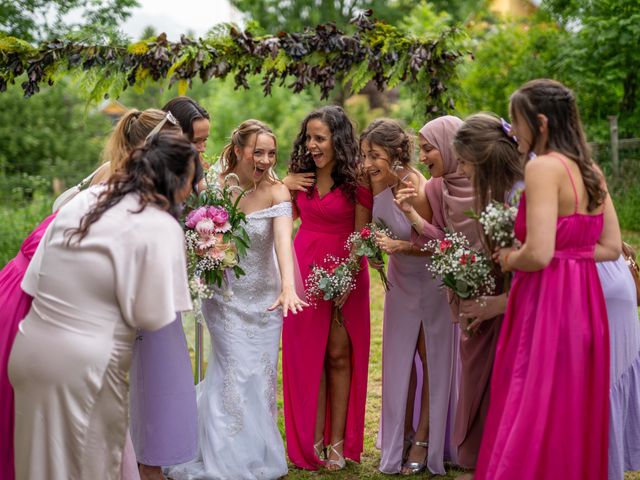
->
[195, 319, 204, 382]
[608, 115, 619, 175]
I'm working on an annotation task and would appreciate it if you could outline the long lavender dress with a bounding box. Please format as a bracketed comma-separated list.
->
[373, 187, 459, 474]
[129, 314, 198, 466]
[598, 256, 640, 479]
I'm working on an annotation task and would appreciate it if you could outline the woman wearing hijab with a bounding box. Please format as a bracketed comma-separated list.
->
[395, 116, 501, 477]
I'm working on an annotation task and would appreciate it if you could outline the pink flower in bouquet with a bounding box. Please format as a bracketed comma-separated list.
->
[195, 218, 216, 236]
[460, 253, 469, 265]
[209, 206, 230, 225]
[215, 221, 232, 233]
[208, 246, 227, 261]
[439, 239, 452, 252]
[360, 227, 372, 239]
[196, 234, 217, 251]
[185, 206, 207, 229]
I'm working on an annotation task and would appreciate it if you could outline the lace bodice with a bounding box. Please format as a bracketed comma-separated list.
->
[202, 201, 292, 331]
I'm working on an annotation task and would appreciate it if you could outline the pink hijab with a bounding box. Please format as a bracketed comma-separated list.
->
[420, 115, 482, 250]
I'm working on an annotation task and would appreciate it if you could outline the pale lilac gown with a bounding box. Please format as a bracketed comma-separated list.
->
[373, 187, 459, 474]
[598, 257, 640, 479]
[129, 313, 198, 466]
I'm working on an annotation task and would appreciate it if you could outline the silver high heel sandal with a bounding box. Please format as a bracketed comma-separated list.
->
[401, 440, 428, 475]
[325, 439, 346, 470]
[314, 439, 326, 463]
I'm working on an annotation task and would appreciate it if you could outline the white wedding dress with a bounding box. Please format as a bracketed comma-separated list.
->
[166, 202, 291, 480]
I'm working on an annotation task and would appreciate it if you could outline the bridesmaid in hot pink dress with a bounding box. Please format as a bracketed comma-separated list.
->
[476, 79, 622, 479]
[0, 214, 56, 479]
[282, 106, 372, 471]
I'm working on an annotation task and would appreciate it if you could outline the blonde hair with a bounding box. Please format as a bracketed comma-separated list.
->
[220, 119, 278, 183]
[103, 108, 182, 173]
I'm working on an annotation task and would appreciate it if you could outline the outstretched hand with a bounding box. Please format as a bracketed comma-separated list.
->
[268, 286, 309, 317]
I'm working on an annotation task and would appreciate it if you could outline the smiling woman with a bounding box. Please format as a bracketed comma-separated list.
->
[282, 105, 373, 472]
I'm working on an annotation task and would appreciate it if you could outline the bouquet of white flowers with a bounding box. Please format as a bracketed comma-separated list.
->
[425, 231, 495, 299]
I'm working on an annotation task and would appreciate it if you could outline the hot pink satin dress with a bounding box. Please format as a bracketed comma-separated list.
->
[475, 160, 609, 479]
[282, 185, 372, 470]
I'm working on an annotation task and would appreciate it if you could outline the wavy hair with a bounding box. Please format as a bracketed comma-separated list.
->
[453, 113, 524, 212]
[289, 105, 360, 202]
[510, 79, 606, 211]
[102, 108, 182, 173]
[219, 119, 278, 185]
[68, 133, 202, 244]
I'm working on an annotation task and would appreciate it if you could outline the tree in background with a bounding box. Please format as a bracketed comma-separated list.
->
[0, 0, 139, 42]
[0, 80, 111, 200]
[229, 0, 414, 33]
[543, 0, 640, 138]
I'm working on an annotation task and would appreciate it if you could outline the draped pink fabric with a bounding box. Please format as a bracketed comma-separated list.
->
[475, 192, 609, 479]
[0, 213, 56, 479]
[282, 185, 371, 470]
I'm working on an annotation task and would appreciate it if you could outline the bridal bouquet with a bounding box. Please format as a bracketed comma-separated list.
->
[305, 254, 358, 325]
[346, 223, 392, 291]
[182, 175, 250, 299]
[425, 231, 495, 299]
[478, 200, 518, 248]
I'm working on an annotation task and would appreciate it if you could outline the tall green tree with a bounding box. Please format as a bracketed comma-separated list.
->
[543, 0, 640, 138]
[0, 0, 138, 42]
[229, 0, 415, 33]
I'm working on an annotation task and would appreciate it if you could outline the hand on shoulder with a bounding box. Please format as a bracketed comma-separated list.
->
[270, 181, 293, 205]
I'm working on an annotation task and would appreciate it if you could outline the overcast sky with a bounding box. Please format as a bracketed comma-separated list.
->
[120, 0, 239, 40]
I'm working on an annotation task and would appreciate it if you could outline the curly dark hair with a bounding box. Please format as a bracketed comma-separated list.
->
[510, 79, 606, 211]
[67, 132, 202, 244]
[289, 105, 361, 203]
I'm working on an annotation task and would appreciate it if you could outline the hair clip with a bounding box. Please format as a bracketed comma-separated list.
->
[500, 118, 518, 143]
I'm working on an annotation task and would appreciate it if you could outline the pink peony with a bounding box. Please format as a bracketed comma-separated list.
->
[208, 206, 229, 225]
[185, 207, 208, 229]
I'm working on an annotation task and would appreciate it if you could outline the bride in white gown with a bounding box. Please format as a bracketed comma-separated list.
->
[167, 120, 307, 480]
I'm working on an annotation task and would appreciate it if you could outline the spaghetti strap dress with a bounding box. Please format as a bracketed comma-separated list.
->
[475, 155, 609, 479]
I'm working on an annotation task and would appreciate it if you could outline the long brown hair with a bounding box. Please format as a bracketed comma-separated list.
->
[289, 105, 360, 203]
[68, 133, 201, 244]
[453, 113, 524, 212]
[509, 79, 606, 211]
[102, 109, 182, 173]
[220, 119, 278, 184]
[359, 118, 414, 167]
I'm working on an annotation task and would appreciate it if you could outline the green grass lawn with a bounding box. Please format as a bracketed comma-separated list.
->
[184, 253, 640, 479]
